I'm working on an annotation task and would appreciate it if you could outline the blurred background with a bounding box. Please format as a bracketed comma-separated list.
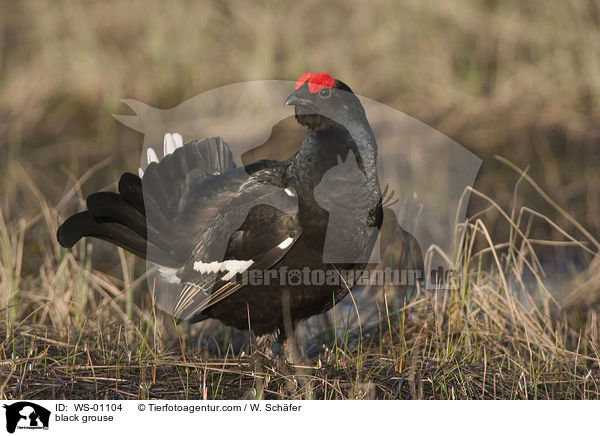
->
[3, 0, 600, 400]
[1, 0, 599, 301]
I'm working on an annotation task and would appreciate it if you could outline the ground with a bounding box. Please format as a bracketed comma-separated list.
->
[2, 0, 600, 400]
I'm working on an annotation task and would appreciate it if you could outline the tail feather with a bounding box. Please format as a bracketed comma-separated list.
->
[119, 172, 173, 242]
[85, 192, 171, 254]
[57, 212, 182, 267]
[183, 136, 234, 175]
[86, 192, 147, 238]
[118, 172, 145, 214]
[57, 136, 236, 268]
[141, 136, 235, 216]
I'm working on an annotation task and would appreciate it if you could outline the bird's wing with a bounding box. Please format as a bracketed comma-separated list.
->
[170, 166, 301, 320]
[173, 230, 300, 320]
[140, 135, 281, 262]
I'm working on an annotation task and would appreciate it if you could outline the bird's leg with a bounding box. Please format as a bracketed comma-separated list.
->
[280, 289, 313, 395]
[248, 334, 272, 399]
[273, 327, 314, 398]
[281, 332, 302, 365]
[268, 328, 293, 361]
[254, 332, 276, 357]
[280, 289, 302, 364]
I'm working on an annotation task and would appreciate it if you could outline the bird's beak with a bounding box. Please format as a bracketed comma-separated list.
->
[284, 92, 312, 107]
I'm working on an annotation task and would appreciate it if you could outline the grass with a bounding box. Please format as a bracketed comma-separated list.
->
[1, 155, 600, 399]
[1, 0, 600, 399]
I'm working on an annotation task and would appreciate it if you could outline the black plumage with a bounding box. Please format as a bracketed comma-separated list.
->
[57, 72, 384, 341]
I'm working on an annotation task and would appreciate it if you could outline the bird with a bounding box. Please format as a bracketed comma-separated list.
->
[57, 71, 384, 357]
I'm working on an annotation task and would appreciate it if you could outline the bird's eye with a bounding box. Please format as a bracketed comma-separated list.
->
[319, 88, 331, 98]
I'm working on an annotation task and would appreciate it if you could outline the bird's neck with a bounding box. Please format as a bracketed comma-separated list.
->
[286, 120, 381, 246]
[291, 121, 380, 192]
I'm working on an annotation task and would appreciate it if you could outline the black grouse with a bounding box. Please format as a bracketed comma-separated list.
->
[57, 72, 383, 348]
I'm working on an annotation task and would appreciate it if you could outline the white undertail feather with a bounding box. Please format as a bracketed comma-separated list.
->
[163, 133, 175, 155]
[173, 133, 183, 149]
[139, 133, 183, 176]
[163, 132, 184, 156]
[147, 147, 159, 164]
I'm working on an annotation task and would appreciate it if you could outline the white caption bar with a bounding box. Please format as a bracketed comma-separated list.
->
[0, 400, 596, 435]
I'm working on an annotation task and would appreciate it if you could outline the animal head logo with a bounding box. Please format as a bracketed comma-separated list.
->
[3, 402, 50, 434]
[112, 80, 481, 317]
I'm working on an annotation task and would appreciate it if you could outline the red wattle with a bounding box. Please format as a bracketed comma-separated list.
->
[295, 71, 313, 90]
[307, 72, 334, 93]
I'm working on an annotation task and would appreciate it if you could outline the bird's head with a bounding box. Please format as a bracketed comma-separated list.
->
[285, 71, 365, 129]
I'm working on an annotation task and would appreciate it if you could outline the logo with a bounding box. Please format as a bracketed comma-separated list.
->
[112, 80, 482, 317]
[3, 402, 50, 433]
